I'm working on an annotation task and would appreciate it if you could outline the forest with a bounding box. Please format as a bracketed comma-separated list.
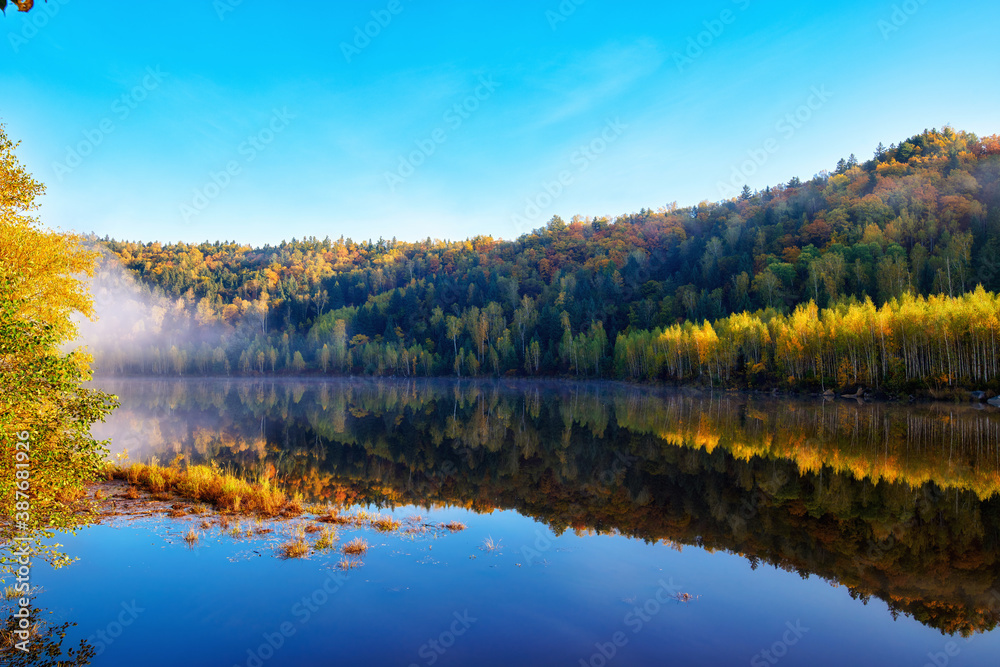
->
[88, 127, 1000, 393]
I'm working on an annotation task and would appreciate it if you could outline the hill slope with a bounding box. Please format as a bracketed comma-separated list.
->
[87, 127, 1000, 392]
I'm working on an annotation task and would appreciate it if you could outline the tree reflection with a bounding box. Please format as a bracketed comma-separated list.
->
[95, 378, 1000, 635]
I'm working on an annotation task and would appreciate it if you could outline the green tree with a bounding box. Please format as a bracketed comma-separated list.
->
[1, 124, 118, 572]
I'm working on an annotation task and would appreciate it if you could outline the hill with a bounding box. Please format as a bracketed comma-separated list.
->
[86, 127, 1000, 393]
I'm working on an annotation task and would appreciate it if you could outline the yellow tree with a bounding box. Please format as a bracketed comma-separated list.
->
[1, 123, 118, 570]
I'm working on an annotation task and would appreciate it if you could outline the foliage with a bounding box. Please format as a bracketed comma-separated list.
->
[89, 128, 1000, 390]
[0, 123, 118, 571]
[0, 1, 42, 16]
[614, 288, 1000, 391]
[0, 598, 95, 666]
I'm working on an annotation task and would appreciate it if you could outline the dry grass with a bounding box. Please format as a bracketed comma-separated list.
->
[316, 509, 402, 533]
[56, 486, 87, 505]
[279, 540, 309, 559]
[146, 470, 167, 493]
[372, 516, 402, 532]
[316, 509, 349, 525]
[283, 495, 304, 516]
[443, 521, 466, 532]
[342, 537, 369, 556]
[315, 527, 336, 551]
[481, 536, 502, 553]
[184, 529, 199, 544]
[337, 557, 362, 570]
[110, 463, 295, 517]
[124, 486, 141, 500]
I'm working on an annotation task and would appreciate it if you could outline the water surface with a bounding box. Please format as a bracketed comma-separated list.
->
[31, 379, 1000, 665]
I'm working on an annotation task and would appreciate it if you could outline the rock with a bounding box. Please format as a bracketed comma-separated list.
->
[841, 387, 864, 399]
[988, 396, 1000, 408]
[970, 391, 986, 402]
[823, 389, 835, 397]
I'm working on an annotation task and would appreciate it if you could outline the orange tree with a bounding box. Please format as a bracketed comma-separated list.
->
[0, 1, 40, 14]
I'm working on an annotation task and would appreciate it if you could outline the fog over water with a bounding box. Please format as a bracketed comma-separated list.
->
[70, 249, 233, 374]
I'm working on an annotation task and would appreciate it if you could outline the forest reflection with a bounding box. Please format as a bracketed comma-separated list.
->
[94, 379, 1000, 636]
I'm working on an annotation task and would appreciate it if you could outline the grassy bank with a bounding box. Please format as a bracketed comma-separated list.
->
[107, 462, 302, 517]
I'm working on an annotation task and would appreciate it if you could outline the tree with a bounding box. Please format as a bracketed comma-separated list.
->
[0, 1, 36, 14]
[1, 123, 118, 572]
[331, 320, 347, 370]
[512, 295, 537, 356]
[752, 269, 782, 309]
[445, 315, 462, 377]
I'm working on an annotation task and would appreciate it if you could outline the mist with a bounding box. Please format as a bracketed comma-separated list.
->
[69, 248, 234, 376]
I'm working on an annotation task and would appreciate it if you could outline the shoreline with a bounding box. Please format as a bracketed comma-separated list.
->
[87, 373, 1000, 406]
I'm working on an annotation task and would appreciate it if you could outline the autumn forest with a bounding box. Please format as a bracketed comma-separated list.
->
[89, 128, 1000, 394]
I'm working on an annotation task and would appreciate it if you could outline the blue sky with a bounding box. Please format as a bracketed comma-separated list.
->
[2, 0, 998, 246]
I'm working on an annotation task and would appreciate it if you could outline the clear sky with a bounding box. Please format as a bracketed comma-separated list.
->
[2, 0, 998, 246]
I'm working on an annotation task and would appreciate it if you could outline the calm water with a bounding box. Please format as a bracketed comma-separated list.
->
[25, 379, 1000, 665]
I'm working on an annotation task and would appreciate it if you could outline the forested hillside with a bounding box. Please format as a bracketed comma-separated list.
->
[88, 127, 1000, 392]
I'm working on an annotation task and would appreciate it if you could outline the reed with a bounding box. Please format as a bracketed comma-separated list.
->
[279, 540, 309, 559]
[110, 463, 298, 517]
[342, 537, 369, 556]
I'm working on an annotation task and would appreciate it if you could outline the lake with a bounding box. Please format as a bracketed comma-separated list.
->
[29, 379, 1000, 665]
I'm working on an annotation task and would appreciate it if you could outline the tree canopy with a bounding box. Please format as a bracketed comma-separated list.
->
[0, 123, 118, 572]
[86, 128, 1000, 393]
